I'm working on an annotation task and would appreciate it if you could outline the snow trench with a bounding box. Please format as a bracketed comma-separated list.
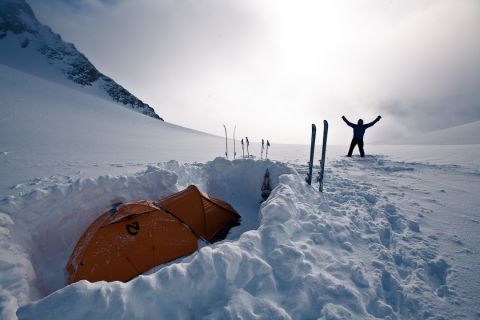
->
[0, 158, 291, 318]
[1, 157, 451, 319]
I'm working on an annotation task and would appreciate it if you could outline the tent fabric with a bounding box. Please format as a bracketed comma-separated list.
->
[158, 185, 240, 241]
[66, 185, 240, 284]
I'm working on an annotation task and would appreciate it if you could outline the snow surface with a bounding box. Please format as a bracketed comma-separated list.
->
[0, 64, 222, 196]
[1, 64, 480, 319]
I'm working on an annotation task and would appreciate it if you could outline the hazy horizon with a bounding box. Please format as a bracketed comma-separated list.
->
[27, 0, 480, 144]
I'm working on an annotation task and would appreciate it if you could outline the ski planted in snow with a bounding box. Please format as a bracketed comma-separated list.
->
[241, 138, 245, 158]
[306, 124, 316, 185]
[261, 139, 265, 159]
[233, 125, 237, 159]
[266, 140, 270, 159]
[317, 120, 328, 192]
[223, 124, 228, 159]
[246, 137, 250, 158]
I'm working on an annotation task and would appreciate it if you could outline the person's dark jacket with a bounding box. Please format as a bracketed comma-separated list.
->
[342, 116, 381, 139]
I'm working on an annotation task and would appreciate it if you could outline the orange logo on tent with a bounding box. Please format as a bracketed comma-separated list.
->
[66, 185, 240, 283]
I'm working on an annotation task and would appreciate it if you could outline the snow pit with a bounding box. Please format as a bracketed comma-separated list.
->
[0, 158, 292, 304]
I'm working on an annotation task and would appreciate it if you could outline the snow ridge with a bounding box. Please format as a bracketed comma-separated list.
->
[0, 0, 163, 120]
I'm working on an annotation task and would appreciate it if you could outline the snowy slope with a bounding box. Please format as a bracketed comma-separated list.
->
[0, 0, 162, 120]
[0, 64, 222, 196]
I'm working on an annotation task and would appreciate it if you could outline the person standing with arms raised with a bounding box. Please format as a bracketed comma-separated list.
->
[342, 115, 381, 157]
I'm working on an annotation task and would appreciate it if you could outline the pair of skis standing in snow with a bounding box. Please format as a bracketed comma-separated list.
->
[306, 121, 329, 192]
[306, 115, 382, 192]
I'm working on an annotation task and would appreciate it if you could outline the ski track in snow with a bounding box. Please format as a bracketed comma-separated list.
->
[0, 156, 479, 319]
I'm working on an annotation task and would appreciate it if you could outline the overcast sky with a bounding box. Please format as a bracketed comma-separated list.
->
[27, 0, 480, 144]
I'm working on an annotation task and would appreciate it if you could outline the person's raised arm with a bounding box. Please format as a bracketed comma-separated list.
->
[342, 116, 354, 127]
[365, 115, 381, 128]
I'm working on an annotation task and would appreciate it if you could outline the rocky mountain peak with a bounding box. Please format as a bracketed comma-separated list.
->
[0, 0, 163, 121]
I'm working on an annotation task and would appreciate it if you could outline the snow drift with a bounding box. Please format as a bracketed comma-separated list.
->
[1, 156, 461, 319]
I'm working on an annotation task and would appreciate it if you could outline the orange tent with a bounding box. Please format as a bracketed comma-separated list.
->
[66, 185, 240, 283]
